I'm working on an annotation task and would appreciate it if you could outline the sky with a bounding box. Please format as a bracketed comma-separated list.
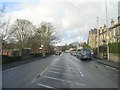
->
[0, 0, 119, 46]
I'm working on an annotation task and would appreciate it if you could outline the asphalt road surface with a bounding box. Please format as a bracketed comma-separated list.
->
[3, 53, 118, 88]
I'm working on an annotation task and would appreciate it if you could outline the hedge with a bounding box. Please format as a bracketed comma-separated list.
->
[92, 42, 120, 54]
[109, 42, 120, 53]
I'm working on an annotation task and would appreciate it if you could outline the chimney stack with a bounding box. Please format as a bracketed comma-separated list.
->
[103, 24, 106, 31]
[111, 19, 114, 27]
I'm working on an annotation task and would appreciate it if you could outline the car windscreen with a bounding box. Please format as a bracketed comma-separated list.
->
[81, 49, 91, 54]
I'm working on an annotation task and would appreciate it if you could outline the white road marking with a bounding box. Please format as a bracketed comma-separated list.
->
[49, 67, 75, 73]
[51, 65, 63, 68]
[43, 75, 70, 82]
[49, 67, 62, 71]
[48, 70, 61, 74]
[40, 67, 48, 75]
[69, 57, 85, 77]
[80, 72, 84, 77]
[72, 56, 80, 61]
[48, 70, 81, 78]
[42, 75, 86, 86]
[40, 58, 59, 76]
[106, 66, 119, 71]
[38, 83, 54, 88]
[60, 53, 63, 56]
[32, 57, 59, 83]
[75, 83, 86, 86]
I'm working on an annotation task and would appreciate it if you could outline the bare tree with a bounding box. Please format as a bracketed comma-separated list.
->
[11, 19, 36, 49]
[0, 4, 15, 49]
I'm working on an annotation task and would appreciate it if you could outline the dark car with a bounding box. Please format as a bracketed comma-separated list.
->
[55, 51, 61, 55]
[77, 48, 92, 60]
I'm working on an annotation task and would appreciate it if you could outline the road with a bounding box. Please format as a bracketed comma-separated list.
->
[3, 53, 118, 88]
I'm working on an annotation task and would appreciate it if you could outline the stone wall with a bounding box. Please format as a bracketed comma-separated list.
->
[98, 52, 104, 59]
[109, 53, 120, 63]
[98, 52, 119, 63]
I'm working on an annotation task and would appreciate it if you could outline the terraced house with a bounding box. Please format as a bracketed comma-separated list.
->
[88, 16, 120, 62]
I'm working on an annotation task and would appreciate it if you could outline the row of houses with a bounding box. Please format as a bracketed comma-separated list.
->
[88, 16, 120, 62]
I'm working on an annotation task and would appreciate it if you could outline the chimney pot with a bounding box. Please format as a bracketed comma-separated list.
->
[118, 16, 120, 23]
[111, 19, 114, 27]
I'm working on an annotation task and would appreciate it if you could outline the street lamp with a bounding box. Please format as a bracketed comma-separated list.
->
[41, 45, 43, 48]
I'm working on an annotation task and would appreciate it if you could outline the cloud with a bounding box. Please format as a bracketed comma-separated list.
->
[3, 0, 119, 45]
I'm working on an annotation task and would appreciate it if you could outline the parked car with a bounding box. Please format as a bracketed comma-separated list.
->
[76, 51, 80, 58]
[77, 48, 92, 60]
[70, 51, 77, 56]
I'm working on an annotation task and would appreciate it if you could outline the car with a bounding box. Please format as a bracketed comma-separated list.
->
[55, 51, 61, 55]
[76, 51, 81, 58]
[70, 51, 75, 55]
[77, 48, 92, 60]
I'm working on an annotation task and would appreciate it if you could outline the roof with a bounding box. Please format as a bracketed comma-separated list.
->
[109, 22, 120, 30]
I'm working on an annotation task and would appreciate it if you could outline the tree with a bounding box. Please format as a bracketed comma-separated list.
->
[11, 19, 36, 49]
[33, 22, 57, 53]
[82, 42, 90, 48]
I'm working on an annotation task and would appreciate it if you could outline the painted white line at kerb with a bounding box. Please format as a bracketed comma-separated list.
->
[106, 66, 119, 71]
[38, 83, 54, 88]
[40, 67, 48, 76]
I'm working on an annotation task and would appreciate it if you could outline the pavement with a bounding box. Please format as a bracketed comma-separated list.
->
[93, 58, 120, 70]
[2, 53, 119, 88]
[2, 55, 51, 70]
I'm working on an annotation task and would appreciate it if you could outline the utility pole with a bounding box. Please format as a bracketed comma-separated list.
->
[105, 0, 110, 61]
[97, 16, 99, 58]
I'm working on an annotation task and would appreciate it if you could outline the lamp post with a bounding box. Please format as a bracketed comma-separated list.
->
[105, 0, 110, 61]
[97, 16, 99, 58]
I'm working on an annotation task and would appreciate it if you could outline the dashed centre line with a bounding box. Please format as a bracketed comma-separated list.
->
[69, 57, 85, 77]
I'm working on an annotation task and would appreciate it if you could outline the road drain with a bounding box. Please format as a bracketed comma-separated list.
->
[95, 66, 98, 68]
